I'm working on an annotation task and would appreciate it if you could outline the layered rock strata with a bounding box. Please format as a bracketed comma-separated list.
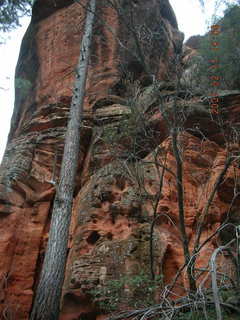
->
[0, 0, 239, 319]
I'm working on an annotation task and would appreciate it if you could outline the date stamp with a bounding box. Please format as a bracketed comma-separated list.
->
[209, 24, 221, 114]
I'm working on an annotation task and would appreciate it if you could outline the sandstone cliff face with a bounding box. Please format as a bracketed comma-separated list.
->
[0, 1, 239, 319]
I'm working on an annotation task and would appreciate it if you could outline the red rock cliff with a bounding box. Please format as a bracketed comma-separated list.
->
[0, 0, 239, 319]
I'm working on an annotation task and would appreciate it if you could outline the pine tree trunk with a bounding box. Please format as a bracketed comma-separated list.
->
[30, 1, 96, 319]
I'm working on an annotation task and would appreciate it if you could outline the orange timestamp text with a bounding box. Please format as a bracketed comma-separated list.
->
[209, 24, 221, 114]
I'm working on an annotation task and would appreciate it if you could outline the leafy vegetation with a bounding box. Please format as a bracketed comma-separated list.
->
[90, 271, 163, 312]
[178, 308, 237, 320]
[95, 67, 240, 319]
[15, 77, 32, 97]
[192, 3, 240, 91]
[0, 0, 32, 32]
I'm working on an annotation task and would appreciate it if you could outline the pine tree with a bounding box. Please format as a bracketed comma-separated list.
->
[30, 0, 96, 319]
[0, 0, 32, 32]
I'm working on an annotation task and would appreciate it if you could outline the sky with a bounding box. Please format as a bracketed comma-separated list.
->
[0, 0, 235, 162]
[0, 17, 30, 162]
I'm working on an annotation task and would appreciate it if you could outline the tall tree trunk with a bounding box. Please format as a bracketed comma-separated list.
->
[30, 1, 96, 319]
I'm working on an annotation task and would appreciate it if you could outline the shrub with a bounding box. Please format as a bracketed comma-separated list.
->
[188, 4, 240, 91]
[89, 271, 163, 312]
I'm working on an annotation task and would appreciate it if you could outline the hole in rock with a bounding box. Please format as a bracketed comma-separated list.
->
[86, 231, 100, 245]
[111, 80, 126, 96]
[79, 311, 98, 320]
[159, 206, 169, 212]
[92, 97, 116, 110]
[62, 292, 92, 315]
[115, 175, 126, 190]
[106, 232, 113, 240]
[126, 60, 144, 81]
[132, 0, 139, 5]
[99, 191, 113, 202]
[129, 246, 137, 254]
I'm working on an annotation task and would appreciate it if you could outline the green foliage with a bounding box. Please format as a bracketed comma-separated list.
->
[101, 80, 154, 161]
[194, 3, 240, 91]
[178, 310, 216, 320]
[90, 278, 124, 312]
[90, 271, 163, 312]
[0, 0, 32, 32]
[15, 77, 32, 97]
[178, 308, 236, 320]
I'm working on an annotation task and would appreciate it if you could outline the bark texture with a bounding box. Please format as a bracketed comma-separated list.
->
[30, 1, 96, 319]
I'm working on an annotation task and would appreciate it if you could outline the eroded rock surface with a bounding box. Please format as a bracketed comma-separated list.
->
[0, 0, 239, 319]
